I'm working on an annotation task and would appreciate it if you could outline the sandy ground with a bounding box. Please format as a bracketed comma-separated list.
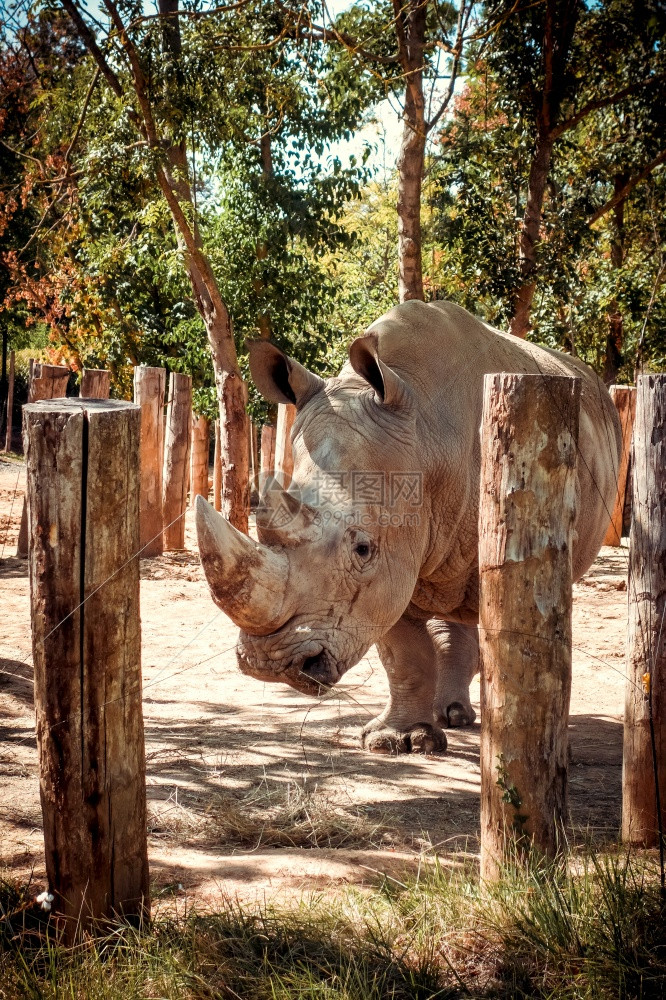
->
[0, 454, 629, 906]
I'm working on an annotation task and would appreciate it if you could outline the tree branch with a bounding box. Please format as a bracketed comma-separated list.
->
[588, 148, 666, 225]
[59, 0, 124, 100]
[552, 72, 666, 140]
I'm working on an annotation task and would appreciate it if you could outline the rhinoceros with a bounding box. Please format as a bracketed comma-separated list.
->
[196, 300, 621, 754]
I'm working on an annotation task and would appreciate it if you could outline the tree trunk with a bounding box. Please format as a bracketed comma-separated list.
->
[603, 181, 627, 384]
[509, 132, 554, 338]
[157, 0, 249, 533]
[603, 385, 636, 546]
[25, 398, 148, 941]
[190, 414, 210, 504]
[397, 90, 426, 302]
[395, 0, 427, 303]
[622, 373, 666, 847]
[479, 372, 580, 878]
[162, 372, 192, 550]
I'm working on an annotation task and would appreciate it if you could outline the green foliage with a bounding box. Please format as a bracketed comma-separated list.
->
[431, 0, 666, 377]
[1, 1, 379, 411]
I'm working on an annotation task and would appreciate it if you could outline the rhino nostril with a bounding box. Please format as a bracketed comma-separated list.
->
[301, 652, 325, 676]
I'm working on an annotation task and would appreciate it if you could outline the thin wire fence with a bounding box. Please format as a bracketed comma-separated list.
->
[0, 366, 660, 792]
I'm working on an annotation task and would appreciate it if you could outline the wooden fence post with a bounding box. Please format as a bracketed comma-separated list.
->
[30, 364, 70, 401]
[3, 350, 14, 452]
[249, 420, 259, 496]
[17, 364, 70, 557]
[275, 403, 296, 487]
[162, 372, 192, 550]
[133, 366, 166, 557]
[81, 368, 111, 399]
[603, 385, 636, 546]
[25, 399, 148, 940]
[213, 419, 222, 512]
[622, 373, 666, 847]
[260, 423, 277, 485]
[479, 373, 581, 879]
[190, 414, 210, 505]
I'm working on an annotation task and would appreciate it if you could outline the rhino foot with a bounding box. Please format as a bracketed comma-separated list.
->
[441, 701, 476, 728]
[361, 722, 447, 756]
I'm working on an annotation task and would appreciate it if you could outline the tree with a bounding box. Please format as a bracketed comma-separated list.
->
[431, 5, 666, 376]
[477, 0, 666, 338]
[300, 1, 480, 302]
[5, 1, 374, 525]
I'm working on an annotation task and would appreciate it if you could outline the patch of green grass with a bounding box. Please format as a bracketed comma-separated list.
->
[2, 847, 665, 999]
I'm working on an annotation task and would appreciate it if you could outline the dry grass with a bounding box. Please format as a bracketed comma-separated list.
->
[148, 778, 401, 851]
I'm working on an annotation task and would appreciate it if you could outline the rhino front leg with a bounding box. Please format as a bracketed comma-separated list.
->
[428, 620, 479, 728]
[362, 613, 447, 755]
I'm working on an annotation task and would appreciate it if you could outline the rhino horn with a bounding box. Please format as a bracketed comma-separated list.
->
[195, 495, 290, 635]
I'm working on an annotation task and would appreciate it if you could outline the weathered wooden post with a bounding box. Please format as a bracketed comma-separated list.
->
[3, 349, 14, 452]
[260, 423, 277, 485]
[25, 398, 149, 940]
[133, 366, 166, 557]
[479, 373, 580, 879]
[17, 364, 71, 557]
[190, 414, 210, 505]
[213, 419, 222, 511]
[80, 368, 111, 399]
[31, 363, 70, 401]
[603, 385, 636, 546]
[275, 403, 296, 487]
[249, 420, 259, 495]
[622, 373, 666, 847]
[162, 372, 192, 550]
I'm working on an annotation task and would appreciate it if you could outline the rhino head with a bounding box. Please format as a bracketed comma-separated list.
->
[196, 332, 430, 696]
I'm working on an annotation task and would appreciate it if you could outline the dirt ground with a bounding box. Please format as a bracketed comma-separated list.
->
[0, 453, 629, 907]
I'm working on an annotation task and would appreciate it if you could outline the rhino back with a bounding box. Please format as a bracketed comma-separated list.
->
[363, 300, 621, 611]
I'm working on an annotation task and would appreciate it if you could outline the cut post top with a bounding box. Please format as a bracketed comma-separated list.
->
[24, 399, 140, 416]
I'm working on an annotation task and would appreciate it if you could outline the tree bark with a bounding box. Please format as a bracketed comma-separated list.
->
[394, 0, 427, 303]
[603, 180, 627, 384]
[622, 374, 666, 847]
[162, 372, 192, 550]
[479, 372, 580, 877]
[509, 0, 580, 338]
[603, 385, 636, 547]
[509, 132, 555, 338]
[25, 398, 148, 941]
[134, 366, 166, 556]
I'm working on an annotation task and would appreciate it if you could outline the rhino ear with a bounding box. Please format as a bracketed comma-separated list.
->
[247, 340, 324, 408]
[349, 333, 411, 409]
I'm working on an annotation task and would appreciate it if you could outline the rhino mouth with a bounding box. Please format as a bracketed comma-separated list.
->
[236, 643, 342, 697]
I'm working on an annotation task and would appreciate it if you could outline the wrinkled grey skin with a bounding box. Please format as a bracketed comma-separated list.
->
[197, 300, 621, 755]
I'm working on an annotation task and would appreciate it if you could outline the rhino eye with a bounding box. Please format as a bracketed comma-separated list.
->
[355, 543, 370, 559]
